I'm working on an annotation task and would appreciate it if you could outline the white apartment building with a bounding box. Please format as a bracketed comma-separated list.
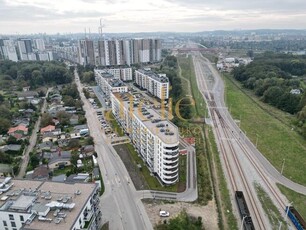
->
[111, 92, 179, 185]
[0, 178, 101, 230]
[34, 39, 45, 51]
[135, 69, 169, 100]
[95, 70, 128, 98]
[0, 39, 18, 62]
[101, 68, 132, 82]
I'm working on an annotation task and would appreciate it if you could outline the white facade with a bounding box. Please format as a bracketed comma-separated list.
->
[120, 68, 133, 81]
[34, 39, 45, 51]
[0, 178, 101, 230]
[97, 38, 162, 67]
[95, 70, 128, 98]
[135, 69, 169, 99]
[101, 68, 132, 82]
[2, 40, 18, 62]
[38, 53, 49, 61]
[111, 92, 179, 185]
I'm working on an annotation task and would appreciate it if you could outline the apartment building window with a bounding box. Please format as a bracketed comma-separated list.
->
[11, 221, 16, 227]
[3, 220, 7, 226]
[20, 215, 24, 222]
[9, 214, 14, 220]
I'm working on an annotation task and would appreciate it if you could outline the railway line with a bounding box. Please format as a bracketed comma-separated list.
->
[207, 94, 265, 229]
[186, 41, 306, 229]
[191, 51, 290, 229]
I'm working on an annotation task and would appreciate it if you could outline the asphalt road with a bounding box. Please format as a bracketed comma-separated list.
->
[75, 70, 153, 230]
[17, 88, 50, 179]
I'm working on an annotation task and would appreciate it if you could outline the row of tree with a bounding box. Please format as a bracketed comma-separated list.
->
[231, 52, 306, 137]
[0, 60, 72, 89]
[232, 53, 306, 114]
[158, 56, 193, 121]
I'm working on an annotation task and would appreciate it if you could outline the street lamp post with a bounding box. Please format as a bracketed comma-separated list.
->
[285, 202, 293, 226]
[240, 216, 247, 230]
[281, 158, 285, 175]
[256, 134, 259, 148]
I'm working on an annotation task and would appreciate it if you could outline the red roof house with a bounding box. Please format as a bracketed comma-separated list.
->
[8, 124, 28, 135]
[40, 125, 55, 134]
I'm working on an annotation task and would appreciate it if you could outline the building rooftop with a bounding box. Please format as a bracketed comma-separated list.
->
[137, 69, 169, 83]
[113, 92, 178, 144]
[95, 70, 127, 88]
[0, 178, 98, 230]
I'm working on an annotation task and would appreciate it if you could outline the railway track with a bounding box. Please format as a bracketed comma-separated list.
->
[193, 53, 288, 229]
[207, 96, 265, 229]
[208, 93, 286, 209]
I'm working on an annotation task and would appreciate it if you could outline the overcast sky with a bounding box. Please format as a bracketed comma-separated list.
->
[1, 0, 306, 34]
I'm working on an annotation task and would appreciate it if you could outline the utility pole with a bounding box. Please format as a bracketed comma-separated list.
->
[256, 133, 259, 148]
[281, 158, 285, 175]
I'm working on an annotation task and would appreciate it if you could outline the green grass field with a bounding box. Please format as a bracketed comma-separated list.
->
[177, 55, 207, 118]
[224, 75, 306, 186]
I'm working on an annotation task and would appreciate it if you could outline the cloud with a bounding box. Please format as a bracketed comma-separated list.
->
[0, 0, 306, 34]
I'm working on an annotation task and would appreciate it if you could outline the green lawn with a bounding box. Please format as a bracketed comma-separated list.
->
[52, 165, 73, 176]
[108, 113, 124, 137]
[125, 143, 185, 192]
[177, 55, 207, 118]
[224, 75, 306, 186]
[277, 184, 306, 222]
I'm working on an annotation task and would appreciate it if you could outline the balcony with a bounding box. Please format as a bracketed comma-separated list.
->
[164, 146, 179, 151]
[84, 209, 94, 221]
[163, 171, 178, 178]
[163, 157, 179, 164]
[163, 151, 179, 158]
[162, 176, 179, 184]
[163, 162, 179, 169]
[163, 166, 179, 173]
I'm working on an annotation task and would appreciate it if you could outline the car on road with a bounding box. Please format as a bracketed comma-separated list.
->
[159, 211, 170, 217]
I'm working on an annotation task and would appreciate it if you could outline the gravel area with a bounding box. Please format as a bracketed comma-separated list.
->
[143, 200, 219, 230]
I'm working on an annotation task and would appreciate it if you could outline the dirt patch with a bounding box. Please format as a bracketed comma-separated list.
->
[113, 144, 149, 190]
[143, 200, 219, 230]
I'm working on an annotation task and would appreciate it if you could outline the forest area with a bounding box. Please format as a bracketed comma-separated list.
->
[231, 52, 306, 137]
[0, 60, 72, 90]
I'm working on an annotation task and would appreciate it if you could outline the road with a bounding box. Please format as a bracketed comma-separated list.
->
[75, 71, 153, 230]
[17, 88, 51, 179]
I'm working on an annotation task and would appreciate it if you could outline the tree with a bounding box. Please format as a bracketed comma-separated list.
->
[82, 71, 95, 83]
[262, 86, 283, 106]
[62, 95, 76, 107]
[85, 136, 94, 145]
[0, 105, 11, 120]
[41, 113, 53, 127]
[68, 139, 80, 149]
[30, 154, 40, 169]
[31, 70, 43, 87]
[0, 118, 10, 134]
[56, 111, 71, 126]
[247, 50, 254, 58]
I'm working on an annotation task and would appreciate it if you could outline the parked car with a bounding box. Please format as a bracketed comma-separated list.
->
[159, 211, 170, 217]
